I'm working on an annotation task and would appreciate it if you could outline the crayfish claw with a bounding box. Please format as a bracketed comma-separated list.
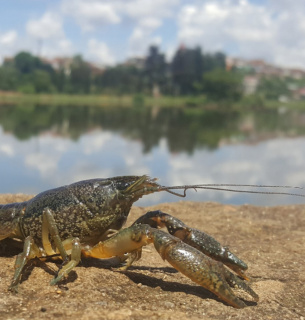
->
[152, 230, 258, 308]
[135, 211, 249, 279]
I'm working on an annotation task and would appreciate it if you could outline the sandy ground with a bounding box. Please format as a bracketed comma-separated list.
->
[0, 194, 304, 320]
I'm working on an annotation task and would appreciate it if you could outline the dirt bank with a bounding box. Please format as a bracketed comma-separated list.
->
[0, 194, 304, 320]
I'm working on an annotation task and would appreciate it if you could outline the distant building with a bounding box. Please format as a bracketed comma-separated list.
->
[39, 57, 74, 75]
[292, 86, 305, 100]
[226, 57, 305, 79]
[2, 57, 14, 66]
[282, 68, 305, 80]
[243, 75, 260, 95]
[85, 62, 105, 76]
[227, 57, 305, 96]
[41, 57, 104, 76]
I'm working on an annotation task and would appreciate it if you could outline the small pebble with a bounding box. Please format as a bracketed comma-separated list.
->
[41, 307, 47, 312]
[164, 301, 175, 309]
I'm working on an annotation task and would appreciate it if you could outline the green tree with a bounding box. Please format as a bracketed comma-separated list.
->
[14, 52, 38, 74]
[51, 69, 67, 93]
[144, 46, 167, 95]
[202, 52, 226, 73]
[95, 65, 143, 94]
[257, 76, 289, 100]
[199, 69, 243, 101]
[0, 66, 19, 90]
[14, 51, 54, 74]
[171, 46, 203, 95]
[33, 70, 53, 93]
[70, 55, 91, 93]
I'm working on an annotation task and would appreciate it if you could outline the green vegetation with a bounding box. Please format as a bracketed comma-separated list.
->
[0, 46, 240, 99]
[0, 92, 208, 108]
[1, 91, 305, 111]
[256, 76, 289, 100]
[196, 69, 243, 101]
[1, 46, 305, 108]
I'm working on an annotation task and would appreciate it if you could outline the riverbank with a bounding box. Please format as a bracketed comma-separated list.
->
[1, 92, 305, 110]
[0, 92, 205, 108]
[0, 194, 304, 319]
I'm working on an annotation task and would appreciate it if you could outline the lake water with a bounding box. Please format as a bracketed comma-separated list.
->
[1, 104, 305, 207]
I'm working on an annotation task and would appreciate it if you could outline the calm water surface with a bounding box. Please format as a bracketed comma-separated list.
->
[1, 104, 305, 206]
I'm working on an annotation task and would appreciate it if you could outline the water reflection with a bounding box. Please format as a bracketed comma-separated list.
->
[0, 104, 305, 206]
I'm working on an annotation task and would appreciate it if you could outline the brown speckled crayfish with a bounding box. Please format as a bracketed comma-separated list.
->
[1, 175, 302, 307]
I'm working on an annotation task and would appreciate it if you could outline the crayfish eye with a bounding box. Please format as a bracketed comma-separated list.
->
[115, 181, 134, 191]
[112, 176, 140, 191]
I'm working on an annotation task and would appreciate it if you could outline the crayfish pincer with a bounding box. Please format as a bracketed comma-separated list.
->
[0, 175, 269, 308]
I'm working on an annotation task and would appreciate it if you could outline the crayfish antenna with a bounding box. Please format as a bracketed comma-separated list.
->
[157, 183, 305, 198]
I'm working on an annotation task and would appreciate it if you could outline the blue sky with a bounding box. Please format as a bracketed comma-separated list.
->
[0, 0, 305, 68]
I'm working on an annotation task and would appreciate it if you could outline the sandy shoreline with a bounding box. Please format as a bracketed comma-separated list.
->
[0, 194, 304, 319]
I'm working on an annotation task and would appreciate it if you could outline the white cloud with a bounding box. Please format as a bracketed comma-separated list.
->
[0, 144, 15, 157]
[127, 16, 164, 56]
[2, 0, 305, 69]
[61, 0, 178, 30]
[124, 0, 179, 57]
[23, 11, 74, 58]
[87, 39, 115, 66]
[128, 25, 162, 57]
[178, 1, 273, 51]
[0, 30, 18, 62]
[41, 38, 74, 58]
[25, 152, 60, 177]
[139, 17, 162, 30]
[124, 0, 179, 20]
[0, 30, 18, 63]
[80, 130, 112, 154]
[176, 0, 305, 68]
[60, 0, 179, 58]
[61, 0, 120, 31]
[0, 30, 17, 45]
[26, 12, 64, 39]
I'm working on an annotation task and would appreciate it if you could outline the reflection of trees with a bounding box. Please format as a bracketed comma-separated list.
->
[0, 105, 304, 153]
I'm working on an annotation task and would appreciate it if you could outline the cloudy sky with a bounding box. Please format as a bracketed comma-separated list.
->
[0, 0, 305, 68]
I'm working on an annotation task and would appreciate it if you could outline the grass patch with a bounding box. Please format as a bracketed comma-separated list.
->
[0, 92, 209, 108]
[1, 92, 305, 110]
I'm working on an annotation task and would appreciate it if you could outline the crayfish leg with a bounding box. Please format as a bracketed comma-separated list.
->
[42, 208, 82, 286]
[50, 237, 81, 286]
[9, 236, 40, 293]
[42, 208, 68, 260]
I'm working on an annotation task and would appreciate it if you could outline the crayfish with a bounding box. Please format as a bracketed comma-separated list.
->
[1, 175, 302, 308]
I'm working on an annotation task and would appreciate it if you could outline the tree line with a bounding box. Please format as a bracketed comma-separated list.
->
[0, 46, 244, 100]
